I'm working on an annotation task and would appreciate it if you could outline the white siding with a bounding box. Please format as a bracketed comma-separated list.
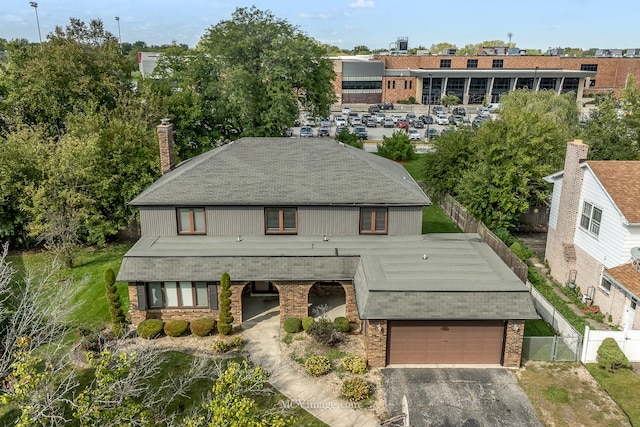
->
[574, 169, 628, 268]
[620, 225, 640, 263]
[548, 178, 562, 229]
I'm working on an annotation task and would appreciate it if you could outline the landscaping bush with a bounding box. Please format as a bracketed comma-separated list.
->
[341, 377, 371, 401]
[597, 338, 631, 372]
[77, 326, 106, 353]
[163, 319, 189, 337]
[283, 317, 302, 333]
[229, 335, 245, 349]
[334, 317, 350, 333]
[305, 355, 331, 376]
[136, 319, 164, 339]
[308, 317, 342, 346]
[302, 316, 315, 331]
[212, 338, 230, 353]
[217, 272, 233, 335]
[341, 354, 368, 374]
[190, 317, 216, 337]
[509, 241, 527, 261]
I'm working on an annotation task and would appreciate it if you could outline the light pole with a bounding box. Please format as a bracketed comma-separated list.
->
[29, 2, 42, 44]
[115, 16, 122, 53]
[427, 73, 433, 140]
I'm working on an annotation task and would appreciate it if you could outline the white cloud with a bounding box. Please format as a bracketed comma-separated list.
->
[299, 12, 332, 19]
[348, 0, 374, 8]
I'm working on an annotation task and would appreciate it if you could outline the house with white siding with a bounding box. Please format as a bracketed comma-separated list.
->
[545, 140, 640, 330]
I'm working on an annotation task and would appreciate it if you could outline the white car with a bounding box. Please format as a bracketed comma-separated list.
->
[434, 114, 449, 125]
[335, 116, 347, 127]
[477, 107, 491, 118]
[391, 114, 403, 123]
[408, 129, 421, 141]
[342, 106, 351, 115]
[376, 113, 386, 124]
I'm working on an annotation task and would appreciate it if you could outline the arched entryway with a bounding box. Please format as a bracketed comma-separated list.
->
[241, 281, 280, 322]
[308, 282, 346, 319]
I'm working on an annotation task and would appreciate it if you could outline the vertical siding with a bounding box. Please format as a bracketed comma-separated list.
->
[388, 206, 423, 235]
[574, 170, 627, 267]
[139, 207, 176, 236]
[298, 206, 359, 236]
[207, 207, 263, 235]
[548, 178, 562, 229]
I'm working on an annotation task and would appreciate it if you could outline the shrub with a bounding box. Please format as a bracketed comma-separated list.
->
[229, 335, 245, 349]
[283, 317, 302, 333]
[77, 326, 105, 353]
[334, 317, 350, 333]
[105, 268, 126, 331]
[302, 316, 314, 331]
[305, 355, 331, 376]
[137, 319, 164, 339]
[217, 272, 233, 335]
[509, 241, 527, 260]
[308, 317, 342, 346]
[212, 338, 230, 353]
[341, 377, 371, 401]
[376, 131, 416, 161]
[163, 319, 189, 337]
[190, 317, 216, 337]
[341, 354, 368, 374]
[597, 338, 631, 372]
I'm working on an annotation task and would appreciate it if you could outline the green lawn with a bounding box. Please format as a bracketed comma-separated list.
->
[422, 205, 460, 233]
[586, 364, 640, 425]
[524, 319, 556, 337]
[401, 155, 424, 181]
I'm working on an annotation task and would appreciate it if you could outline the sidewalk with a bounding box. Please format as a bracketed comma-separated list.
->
[242, 315, 379, 427]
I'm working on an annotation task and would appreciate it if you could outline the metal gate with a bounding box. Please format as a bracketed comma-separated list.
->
[522, 336, 581, 361]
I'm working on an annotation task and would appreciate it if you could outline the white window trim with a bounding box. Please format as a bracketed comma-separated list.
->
[579, 201, 603, 237]
[599, 277, 612, 295]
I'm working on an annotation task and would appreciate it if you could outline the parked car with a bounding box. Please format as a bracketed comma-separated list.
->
[396, 118, 409, 130]
[487, 103, 501, 112]
[317, 127, 330, 137]
[433, 105, 445, 115]
[376, 113, 387, 124]
[334, 125, 348, 138]
[361, 113, 372, 123]
[452, 107, 467, 116]
[300, 126, 314, 138]
[413, 119, 424, 129]
[391, 114, 403, 123]
[302, 115, 316, 127]
[419, 114, 434, 124]
[477, 107, 491, 118]
[434, 114, 448, 125]
[383, 117, 395, 128]
[368, 104, 380, 114]
[405, 113, 418, 125]
[449, 115, 464, 126]
[342, 106, 351, 115]
[335, 116, 347, 127]
[347, 112, 360, 126]
[319, 118, 331, 128]
[283, 127, 294, 137]
[408, 128, 421, 141]
[425, 128, 439, 139]
[366, 117, 377, 127]
[380, 102, 394, 110]
[354, 125, 368, 140]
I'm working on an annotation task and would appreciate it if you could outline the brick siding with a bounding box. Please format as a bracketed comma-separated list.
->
[503, 320, 525, 368]
[364, 319, 388, 367]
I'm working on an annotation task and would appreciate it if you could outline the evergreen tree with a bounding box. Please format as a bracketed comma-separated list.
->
[217, 272, 233, 335]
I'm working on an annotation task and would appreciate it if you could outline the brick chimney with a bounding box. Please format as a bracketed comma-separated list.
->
[157, 118, 174, 175]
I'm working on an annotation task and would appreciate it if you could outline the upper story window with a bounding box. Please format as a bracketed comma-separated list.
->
[265, 207, 297, 234]
[360, 207, 388, 234]
[440, 59, 451, 68]
[467, 59, 478, 68]
[580, 201, 602, 236]
[492, 59, 504, 68]
[148, 281, 209, 308]
[581, 64, 598, 72]
[177, 207, 206, 234]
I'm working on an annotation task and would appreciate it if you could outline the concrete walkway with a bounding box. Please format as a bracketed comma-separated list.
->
[242, 315, 379, 427]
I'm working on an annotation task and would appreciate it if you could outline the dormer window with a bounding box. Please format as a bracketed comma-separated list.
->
[177, 207, 206, 234]
[360, 207, 388, 234]
[265, 207, 297, 234]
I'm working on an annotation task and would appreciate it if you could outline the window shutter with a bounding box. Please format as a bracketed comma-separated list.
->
[136, 283, 147, 311]
[208, 282, 218, 310]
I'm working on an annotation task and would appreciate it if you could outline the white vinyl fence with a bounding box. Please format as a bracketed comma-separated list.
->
[580, 326, 640, 363]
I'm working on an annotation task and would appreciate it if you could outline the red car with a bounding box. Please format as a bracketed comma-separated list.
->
[396, 118, 409, 130]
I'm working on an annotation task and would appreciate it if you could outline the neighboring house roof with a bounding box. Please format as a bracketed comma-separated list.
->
[131, 138, 431, 207]
[605, 263, 640, 299]
[585, 161, 640, 224]
[117, 234, 537, 320]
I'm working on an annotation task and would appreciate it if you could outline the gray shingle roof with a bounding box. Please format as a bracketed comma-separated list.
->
[131, 138, 431, 206]
[117, 234, 537, 320]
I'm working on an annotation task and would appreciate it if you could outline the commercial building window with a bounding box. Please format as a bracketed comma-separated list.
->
[360, 207, 387, 234]
[600, 278, 611, 294]
[387, 81, 391, 89]
[265, 207, 297, 234]
[492, 59, 504, 68]
[467, 59, 478, 68]
[580, 201, 602, 236]
[581, 64, 598, 72]
[177, 207, 206, 234]
[409, 81, 412, 89]
[392, 80, 396, 89]
[404, 80, 407, 89]
[561, 78, 580, 93]
[440, 59, 451, 68]
[342, 81, 383, 90]
[147, 281, 209, 308]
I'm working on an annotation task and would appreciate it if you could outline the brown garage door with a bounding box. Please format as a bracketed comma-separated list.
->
[387, 320, 505, 364]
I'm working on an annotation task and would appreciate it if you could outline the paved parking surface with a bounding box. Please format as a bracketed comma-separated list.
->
[382, 368, 542, 427]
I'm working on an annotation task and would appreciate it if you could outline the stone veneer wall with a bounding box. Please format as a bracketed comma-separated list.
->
[503, 320, 525, 368]
[364, 319, 388, 367]
[128, 284, 220, 324]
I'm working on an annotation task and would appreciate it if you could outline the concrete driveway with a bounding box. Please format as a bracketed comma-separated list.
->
[382, 368, 542, 427]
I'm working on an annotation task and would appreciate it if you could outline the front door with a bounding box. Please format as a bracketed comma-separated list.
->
[623, 297, 637, 330]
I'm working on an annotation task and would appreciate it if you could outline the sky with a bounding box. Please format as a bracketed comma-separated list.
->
[1, 0, 638, 51]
